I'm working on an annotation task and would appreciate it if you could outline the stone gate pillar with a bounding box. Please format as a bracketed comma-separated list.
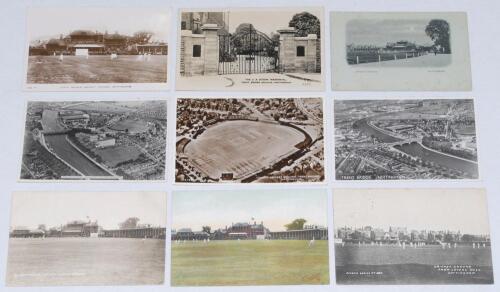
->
[201, 24, 220, 76]
[180, 30, 193, 77]
[278, 27, 297, 73]
[306, 34, 318, 73]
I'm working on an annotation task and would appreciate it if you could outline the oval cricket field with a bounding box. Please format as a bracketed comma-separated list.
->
[183, 120, 306, 180]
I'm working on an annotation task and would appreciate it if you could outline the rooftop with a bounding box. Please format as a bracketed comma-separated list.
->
[177, 228, 193, 233]
[70, 30, 101, 36]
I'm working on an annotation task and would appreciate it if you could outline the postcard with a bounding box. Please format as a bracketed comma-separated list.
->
[176, 97, 325, 183]
[331, 12, 472, 91]
[20, 100, 167, 181]
[176, 8, 324, 91]
[24, 7, 170, 91]
[334, 99, 478, 180]
[6, 191, 167, 286]
[171, 189, 329, 286]
[334, 188, 493, 284]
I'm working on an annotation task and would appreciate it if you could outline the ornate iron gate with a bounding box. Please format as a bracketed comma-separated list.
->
[218, 28, 279, 74]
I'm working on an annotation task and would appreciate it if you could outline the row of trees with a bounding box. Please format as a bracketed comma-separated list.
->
[198, 218, 309, 235]
[346, 228, 487, 243]
[422, 136, 477, 161]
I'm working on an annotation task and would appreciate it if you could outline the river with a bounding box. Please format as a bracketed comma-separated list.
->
[395, 142, 478, 176]
[41, 109, 111, 177]
[355, 118, 478, 176]
[354, 119, 401, 143]
[41, 110, 67, 133]
[44, 135, 111, 177]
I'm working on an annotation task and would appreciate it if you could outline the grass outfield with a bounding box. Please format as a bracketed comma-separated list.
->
[335, 244, 493, 267]
[7, 238, 165, 286]
[335, 244, 494, 284]
[94, 145, 142, 167]
[109, 118, 149, 134]
[336, 264, 494, 284]
[171, 240, 329, 286]
[27, 55, 167, 84]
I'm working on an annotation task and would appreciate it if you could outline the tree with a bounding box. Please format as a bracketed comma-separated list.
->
[234, 23, 256, 35]
[461, 234, 478, 242]
[232, 23, 271, 55]
[37, 224, 46, 232]
[202, 226, 211, 234]
[119, 217, 140, 229]
[285, 218, 307, 231]
[289, 12, 321, 38]
[443, 233, 455, 243]
[425, 19, 451, 53]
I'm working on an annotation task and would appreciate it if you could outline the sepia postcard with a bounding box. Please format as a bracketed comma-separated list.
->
[171, 189, 329, 286]
[24, 7, 170, 91]
[175, 97, 324, 183]
[334, 99, 478, 180]
[331, 12, 472, 91]
[334, 188, 494, 285]
[176, 8, 324, 91]
[6, 191, 167, 286]
[20, 100, 167, 181]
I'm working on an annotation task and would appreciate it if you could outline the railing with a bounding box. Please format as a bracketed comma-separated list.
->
[347, 51, 427, 65]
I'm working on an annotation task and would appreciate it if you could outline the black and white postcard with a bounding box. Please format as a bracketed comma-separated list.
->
[334, 99, 478, 180]
[331, 12, 472, 91]
[25, 7, 170, 91]
[334, 188, 493, 285]
[176, 8, 324, 91]
[20, 100, 167, 181]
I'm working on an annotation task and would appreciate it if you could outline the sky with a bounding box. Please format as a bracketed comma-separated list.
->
[227, 9, 321, 37]
[346, 19, 436, 47]
[10, 192, 166, 230]
[28, 7, 170, 43]
[334, 189, 490, 235]
[172, 189, 327, 232]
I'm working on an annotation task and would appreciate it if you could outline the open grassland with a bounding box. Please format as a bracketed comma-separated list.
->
[7, 238, 165, 286]
[171, 240, 329, 286]
[27, 55, 167, 84]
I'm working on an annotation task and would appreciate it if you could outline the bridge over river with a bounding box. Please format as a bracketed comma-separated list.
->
[41, 109, 118, 179]
[356, 118, 478, 177]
